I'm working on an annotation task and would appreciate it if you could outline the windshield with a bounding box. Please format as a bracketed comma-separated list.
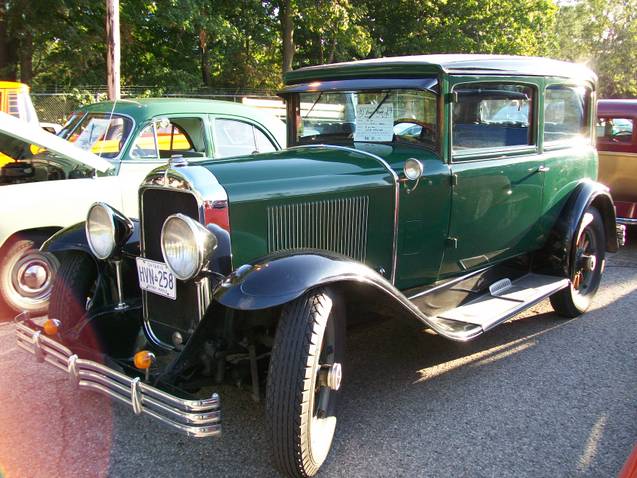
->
[62, 113, 133, 159]
[0, 130, 106, 185]
[294, 89, 438, 149]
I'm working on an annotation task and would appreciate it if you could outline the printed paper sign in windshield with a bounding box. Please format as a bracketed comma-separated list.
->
[354, 104, 394, 142]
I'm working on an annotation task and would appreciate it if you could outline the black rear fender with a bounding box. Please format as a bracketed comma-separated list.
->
[535, 180, 618, 277]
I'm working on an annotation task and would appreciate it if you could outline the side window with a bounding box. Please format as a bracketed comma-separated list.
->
[130, 124, 158, 159]
[452, 83, 534, 152]
[213, 119, 276, 158]
[130, 117, 206, 160]
[254, 127, 277, 153]
[596, 117, 633, 144]
[544, 85, 591, 143]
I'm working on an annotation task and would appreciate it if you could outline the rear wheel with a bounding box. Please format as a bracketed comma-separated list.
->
[0, 235, 57, 316]
[49, 252, 97, 330]
[550, 207, 606, 318]
[266, 287, 345, 478]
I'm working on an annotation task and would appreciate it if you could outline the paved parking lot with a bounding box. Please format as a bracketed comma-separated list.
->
[1, 241, 636, 478]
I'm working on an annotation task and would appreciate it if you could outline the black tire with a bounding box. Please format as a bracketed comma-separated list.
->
[550, 207, 606, 318]
[266, 287, 345, 478]
[0, 235, 54, 316]
[49, 252, 97, 331]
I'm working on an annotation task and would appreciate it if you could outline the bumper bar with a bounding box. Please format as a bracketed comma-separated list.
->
[15, 322, 221, 437]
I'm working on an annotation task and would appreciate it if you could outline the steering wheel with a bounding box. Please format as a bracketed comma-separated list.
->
[393, 118, 435, 141]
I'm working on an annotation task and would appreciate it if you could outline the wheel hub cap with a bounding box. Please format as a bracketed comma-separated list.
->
[325, 362, 342, 391]
[582, 254, 596, 272]
[22, 264, 47, 289]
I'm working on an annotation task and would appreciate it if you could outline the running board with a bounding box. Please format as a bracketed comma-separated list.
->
[428, 274, 569, 334]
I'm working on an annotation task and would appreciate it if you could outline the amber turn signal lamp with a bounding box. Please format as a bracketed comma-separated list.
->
[133, 350, 156, 370]
[43, 319, 60, 336]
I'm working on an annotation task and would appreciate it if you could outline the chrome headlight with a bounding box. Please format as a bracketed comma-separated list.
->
[161, 214, 217, 281]
[86, 202, 133, 260]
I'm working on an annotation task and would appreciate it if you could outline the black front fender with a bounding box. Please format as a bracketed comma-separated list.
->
[213, 251, 483, 341]
[214, 251, 382, 310]
[42, 219, 141, 257]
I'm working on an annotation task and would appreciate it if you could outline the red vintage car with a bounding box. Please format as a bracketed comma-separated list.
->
[597, 99, 637, 225]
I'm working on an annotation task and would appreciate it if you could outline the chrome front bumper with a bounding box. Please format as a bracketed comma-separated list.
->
[15, 322, 221, 437]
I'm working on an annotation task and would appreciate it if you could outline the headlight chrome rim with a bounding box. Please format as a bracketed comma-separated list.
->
[86, 202, 117, 260]
[160, 214, 217, 281]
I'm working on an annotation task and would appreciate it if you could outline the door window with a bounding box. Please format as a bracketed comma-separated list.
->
[597, 117, 633, 144]
[130, 117, 206, 160]
[452, 83, 534, 152]
[213, 119, 276, 158]
[544, 85, 591, 143]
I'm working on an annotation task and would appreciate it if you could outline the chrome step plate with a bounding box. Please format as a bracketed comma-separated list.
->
[431, 273, 569, 332]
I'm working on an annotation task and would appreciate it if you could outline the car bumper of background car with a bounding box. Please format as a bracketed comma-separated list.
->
[15, 320, 221, 438]
[615, 201, 637, 226]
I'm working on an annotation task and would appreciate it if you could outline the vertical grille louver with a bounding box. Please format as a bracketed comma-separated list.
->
[267, 196, 369, 262]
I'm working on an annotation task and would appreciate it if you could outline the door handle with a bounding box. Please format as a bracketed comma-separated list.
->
[537, 165, 550, 173]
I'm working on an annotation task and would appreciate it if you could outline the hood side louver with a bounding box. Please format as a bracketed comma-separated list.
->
[267, 196, 369, 262]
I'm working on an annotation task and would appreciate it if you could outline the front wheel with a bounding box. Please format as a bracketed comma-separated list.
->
[0, 236, 57, 316]
[550, 207, 606, 318]
[266, 287, 345, 478]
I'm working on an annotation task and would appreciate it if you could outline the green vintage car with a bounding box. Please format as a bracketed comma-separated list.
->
[16, 55, 624, 477]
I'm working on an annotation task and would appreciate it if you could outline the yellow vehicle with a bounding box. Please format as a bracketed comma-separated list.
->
[0, 81, 39, 124]
[0, 81, 42, 166]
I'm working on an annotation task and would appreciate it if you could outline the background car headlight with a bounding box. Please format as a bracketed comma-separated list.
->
[161, 214, 217, 281]
[85, 202, 133, 260]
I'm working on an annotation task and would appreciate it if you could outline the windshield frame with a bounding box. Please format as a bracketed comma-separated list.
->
[282, 78, 440, 153]
[60, 111, 136, 161]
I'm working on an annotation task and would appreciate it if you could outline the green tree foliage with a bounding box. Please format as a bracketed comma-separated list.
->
[554, 0, 637, 97]
[361, 0, 557, 57]
[2, 0, 630, 97]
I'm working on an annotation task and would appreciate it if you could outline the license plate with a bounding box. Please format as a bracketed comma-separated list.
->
[136, 258, 176, 300]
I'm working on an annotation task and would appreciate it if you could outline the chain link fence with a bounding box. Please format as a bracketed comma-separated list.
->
[31, 86, 282, 125]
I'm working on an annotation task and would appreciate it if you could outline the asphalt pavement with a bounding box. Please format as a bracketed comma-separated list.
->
[1, 241, 636, 477]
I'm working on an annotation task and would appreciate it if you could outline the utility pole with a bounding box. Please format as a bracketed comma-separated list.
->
[106, 0, 120, 100]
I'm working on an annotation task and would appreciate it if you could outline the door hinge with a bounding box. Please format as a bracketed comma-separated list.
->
[445, 92, 458, 104]
[446, 237, 458, 248]
[450, 173, 458, 187]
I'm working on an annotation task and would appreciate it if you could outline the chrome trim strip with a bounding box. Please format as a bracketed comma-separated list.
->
[406, 266, 491, 301]
[289, 144, 400, 284]
[15, 322, 221, 438]
[617, 217, 637, 225]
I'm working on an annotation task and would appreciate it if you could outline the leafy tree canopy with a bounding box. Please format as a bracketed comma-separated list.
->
[0, 0, 631, 97]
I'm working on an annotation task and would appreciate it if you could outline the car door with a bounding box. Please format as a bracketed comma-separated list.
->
[440, 79, 546, 276]
[117, 115, 211, 217]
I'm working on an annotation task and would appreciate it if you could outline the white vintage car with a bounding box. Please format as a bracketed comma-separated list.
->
[0, 99, 285, 315]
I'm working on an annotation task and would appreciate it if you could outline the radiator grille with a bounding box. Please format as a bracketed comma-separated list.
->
[267, 196, 369, 261]
[141, 188, 200, 339]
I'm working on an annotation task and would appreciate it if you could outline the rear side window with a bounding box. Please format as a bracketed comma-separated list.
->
[213, 119, 276, 158]
[597, 117, 633, 144]
[544, 85, 591, 143]
[452, 83, 534, 152]
[130, 117, 206, 160]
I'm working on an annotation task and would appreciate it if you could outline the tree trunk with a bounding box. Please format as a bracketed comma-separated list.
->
[280, 0, 294, 74]
[0, 0, 16, 80]
[19, 30, 32, 85]
[199, 30, 211, 86]
[106, 0, 121, 100]
[327, 34, 337, 64]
